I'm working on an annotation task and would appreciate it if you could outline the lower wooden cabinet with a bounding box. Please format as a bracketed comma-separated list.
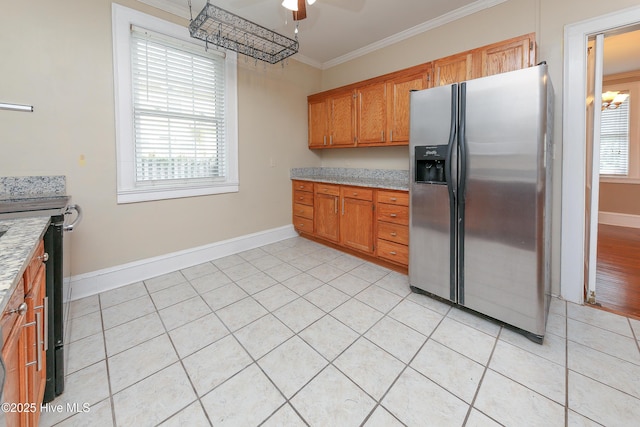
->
[1, 240, 47, 427]
[340, 186, 374, 254]
[314, 184, 340, 242]
[292, 180, 408, 269]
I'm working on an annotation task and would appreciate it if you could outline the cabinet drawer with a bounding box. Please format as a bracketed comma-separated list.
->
[341, 186, 373, 201]
[377, 222, 409, 245]
[293, 203, 313, 220]
[377, 190, 409, 206]
[24, 240, 45, 293]
[315, 183, 340, 196]
[294, 216, 313, 233]
[377, 204, 409, 225]
[377, 239, 409, 265]
[294, 190, 314, 206]
[292, 180, 314, 192]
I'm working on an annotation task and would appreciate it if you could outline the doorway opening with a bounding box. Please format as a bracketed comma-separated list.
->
[561, 5, 640, 309]
[587, 27, 640, 318]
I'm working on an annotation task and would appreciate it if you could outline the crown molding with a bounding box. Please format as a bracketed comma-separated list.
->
[320, 0, 508, 69]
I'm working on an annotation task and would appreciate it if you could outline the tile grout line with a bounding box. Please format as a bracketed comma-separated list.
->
[460, 324, 503, 427]
[144, 271, 218, 427]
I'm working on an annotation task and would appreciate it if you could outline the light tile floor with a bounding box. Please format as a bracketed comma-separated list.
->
[41, 237, 640, 426]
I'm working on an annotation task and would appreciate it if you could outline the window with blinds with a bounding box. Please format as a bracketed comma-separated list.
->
[599, 93, 630, 176]
[113, 4, 237, 203]
[131, 26, 226, 184]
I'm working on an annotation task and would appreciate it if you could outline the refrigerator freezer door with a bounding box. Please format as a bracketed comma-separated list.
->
[409, 85, 457, 302]
[460, 66, 549, 336]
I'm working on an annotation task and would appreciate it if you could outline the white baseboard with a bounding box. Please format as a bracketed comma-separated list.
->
[69, 225, 298, 301]
[598, 211, 640, 228]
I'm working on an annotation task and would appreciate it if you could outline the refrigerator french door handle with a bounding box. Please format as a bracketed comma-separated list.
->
[446, 84, 458, 302]
[458, 82, 467, 305]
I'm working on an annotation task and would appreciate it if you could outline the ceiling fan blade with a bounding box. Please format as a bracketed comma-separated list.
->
[292, 0, 306, 20]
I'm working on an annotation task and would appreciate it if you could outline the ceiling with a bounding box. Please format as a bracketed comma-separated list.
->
[140, 0, 640, 72]
[603, 28, 640, 75]
[139, 0, 505, 68]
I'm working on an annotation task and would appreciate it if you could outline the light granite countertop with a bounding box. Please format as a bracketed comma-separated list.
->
[290, 167, 409, 191]
[0, 216, 50, 313]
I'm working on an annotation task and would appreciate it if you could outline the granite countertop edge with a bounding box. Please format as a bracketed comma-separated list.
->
[290, 167, 409, 191]
[0, 216, 51, 313]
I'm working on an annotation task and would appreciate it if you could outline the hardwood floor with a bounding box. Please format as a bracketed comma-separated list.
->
[595, 224, 640, 319]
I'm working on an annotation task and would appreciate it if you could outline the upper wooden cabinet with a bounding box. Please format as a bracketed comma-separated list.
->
[307, 33, 537, 149]
[433, 52, 473, 87]
[308, 63, 431, 149]
[434, 33, 536, 86]
[356, 82, 387, 145]
[387, 71, 429, 144]
[330, 91, 356, 147]
[308, 98, 329, 148]
[308, 90, 356, 148]
[481, 33, 536, 77]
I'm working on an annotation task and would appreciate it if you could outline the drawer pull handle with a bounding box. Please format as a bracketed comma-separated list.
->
[390, 213, 397, 218]
[390, 197, 397, 202]
[389, 251, 397, 255]
[353, 193, 358, 196]
[390, 232, 397, 237]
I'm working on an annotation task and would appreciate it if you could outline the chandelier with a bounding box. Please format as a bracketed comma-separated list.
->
[601, 91, 629, 111]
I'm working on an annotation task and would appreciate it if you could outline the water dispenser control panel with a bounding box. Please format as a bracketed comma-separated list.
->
[415, 145, 448, 184]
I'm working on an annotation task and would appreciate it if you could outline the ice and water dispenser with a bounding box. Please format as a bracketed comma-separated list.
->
[415, 145, 448, 184]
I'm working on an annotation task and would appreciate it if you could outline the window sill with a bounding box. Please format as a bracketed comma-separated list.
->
[117, 183, 239, 204]
[600, 176, 640, 185]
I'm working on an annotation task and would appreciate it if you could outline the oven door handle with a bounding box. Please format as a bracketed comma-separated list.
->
[63, 204, 82, 232]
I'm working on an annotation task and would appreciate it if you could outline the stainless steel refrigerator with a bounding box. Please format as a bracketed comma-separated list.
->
[409, 64, 553, 343]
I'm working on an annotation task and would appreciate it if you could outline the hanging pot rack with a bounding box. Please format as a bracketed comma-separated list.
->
[188, 1, 299, 65]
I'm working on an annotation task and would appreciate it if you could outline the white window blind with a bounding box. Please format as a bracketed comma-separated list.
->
[130, 26, 226, 185]
[599, 94, 630, 176]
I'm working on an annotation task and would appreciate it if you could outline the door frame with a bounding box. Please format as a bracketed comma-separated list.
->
[561, 5, 640, 304]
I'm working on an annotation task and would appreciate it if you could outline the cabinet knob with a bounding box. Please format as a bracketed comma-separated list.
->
[38, 252, 49, 262]
[10, 302, 28, 316]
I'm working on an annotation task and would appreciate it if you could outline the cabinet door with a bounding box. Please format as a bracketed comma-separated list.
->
[341, 197, 374, 253]
[314, 193, 340, 242]
[387, 73, 428, 143]
[308, 98, 328, 148]
[433, 52, 473, 86]
[356, 82, 387, 145]
[481, 34, 535, 77]
[329, 91, 356, 146]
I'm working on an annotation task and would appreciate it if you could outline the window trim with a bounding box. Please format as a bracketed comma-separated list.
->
[112, 4, 238, 204]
